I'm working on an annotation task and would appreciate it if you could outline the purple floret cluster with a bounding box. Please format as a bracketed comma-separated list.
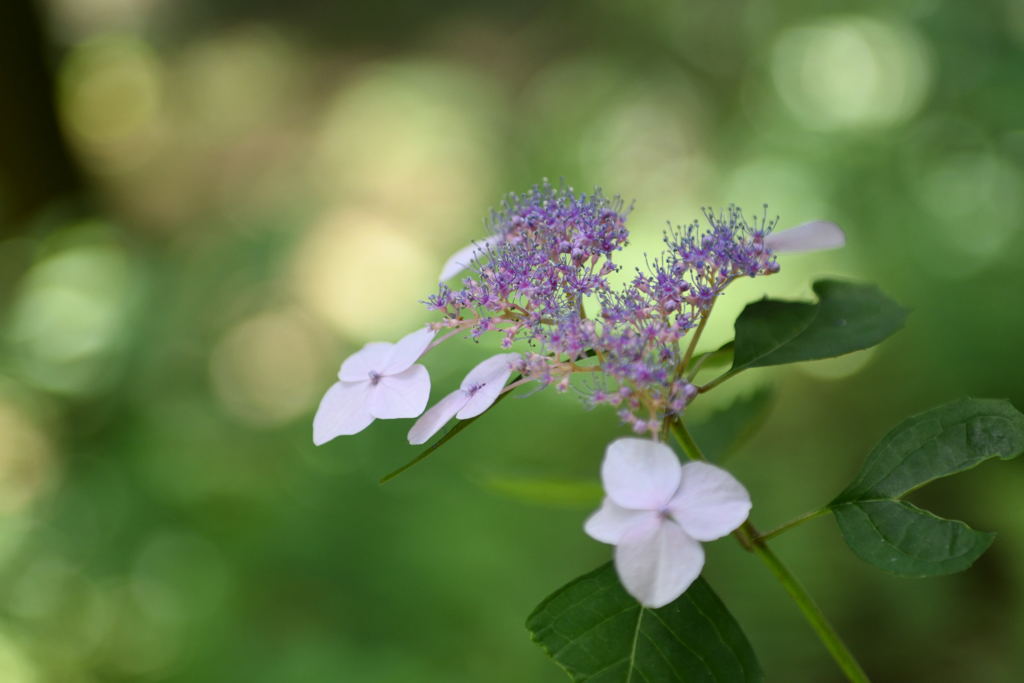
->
[427, 182, 630, 333]
[426, 181, 782, 436]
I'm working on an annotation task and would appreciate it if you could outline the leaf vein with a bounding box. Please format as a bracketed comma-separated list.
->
[649, 609, 717, 680]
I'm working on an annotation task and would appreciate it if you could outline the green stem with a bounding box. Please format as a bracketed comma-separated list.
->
[743, 525, 870, 683]
[669, 418, 869, 682]
[669, 420, 705, 462]
[698, 368, 738, 393]
[755, 508, 831, 542]
[679, 310, 711, 374]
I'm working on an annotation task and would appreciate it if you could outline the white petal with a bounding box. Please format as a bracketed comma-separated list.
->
[460, 352, 519, 389]
[407, 389, 468, 445]
[667, 461, 751, 542]
[602, 438, 683, 510]
[456, 353, 518, 419]
[338, 342, 394, 381]
[383, 327, 436, 375]
[438, 235, 501, 282]
[614, 519, 704, 608]
[765, 221, 845, 253]
[584, 498, 657, 545]
[367, 364, 431, 419]
[312, 381, 374, 444]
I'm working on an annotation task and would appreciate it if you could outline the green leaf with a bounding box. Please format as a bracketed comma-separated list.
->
[731, 301, 816, 371]
[830, 398, 1024, 576]
[834, 398, 1024, 502]
[478, 475, 603, 508]
[832, 500, 995, 577]
[731, 280, 907, 372]
[527, 563, 762, 683]
[690, 387, 775, 462]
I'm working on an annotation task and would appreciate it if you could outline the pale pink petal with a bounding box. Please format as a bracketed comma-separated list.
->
[383, 327, 437, 375]
[407, 389, 468, 445]
[614, 519, 704, 608]
[367, 364, 431, 419]
[312, 381, 374, 444]
[460, 353, 519, 389]
[338, 342, 394, 381]
[456, 353, 518, 419]
[602, 438, 683, 511]
[584, 498, 657, 545]
[667, 461, 751, 542]
[765, 221, 845, 253]
[438, 235, 501, 282]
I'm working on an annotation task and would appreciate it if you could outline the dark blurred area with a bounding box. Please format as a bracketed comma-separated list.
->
[1, 0, 1023, 681]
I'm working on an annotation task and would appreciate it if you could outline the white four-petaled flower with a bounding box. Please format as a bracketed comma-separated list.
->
[408, 353, 519, 445]
[313, 327, 436, 445]
[585, 438, 751, 608]
[765, 220, 845, 253]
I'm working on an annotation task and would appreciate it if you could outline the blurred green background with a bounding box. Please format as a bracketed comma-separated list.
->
[2, 0, 1023, 681]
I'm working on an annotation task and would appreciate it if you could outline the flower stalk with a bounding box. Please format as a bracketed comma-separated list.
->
[755, 507, 831, 542]
[746, 528, 871, 683]
[670, 415, 869, 682]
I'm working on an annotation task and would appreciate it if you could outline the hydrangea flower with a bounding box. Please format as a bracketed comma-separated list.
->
[584, 438, 751, 607]
[313, 327, 436, 445]
[408, 353, 519, 445]
[314, 182, 847, 446]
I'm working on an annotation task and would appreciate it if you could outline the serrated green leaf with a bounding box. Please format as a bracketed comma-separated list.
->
[832, 500, 995, 577]
[731, 280, 907, 372]
[830, 397, 1024, 576]
[527, 563, 762, 683]
[690, 387, 775, 462]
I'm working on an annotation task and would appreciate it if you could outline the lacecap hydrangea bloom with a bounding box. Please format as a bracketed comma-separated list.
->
[312, 180, 843, 605]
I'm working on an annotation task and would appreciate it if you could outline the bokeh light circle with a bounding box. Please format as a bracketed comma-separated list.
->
[772, 17, 932, 130]
[209, 308, 329, 426]
[291, 208, 434, 338]
[58, 34, 166, 171]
